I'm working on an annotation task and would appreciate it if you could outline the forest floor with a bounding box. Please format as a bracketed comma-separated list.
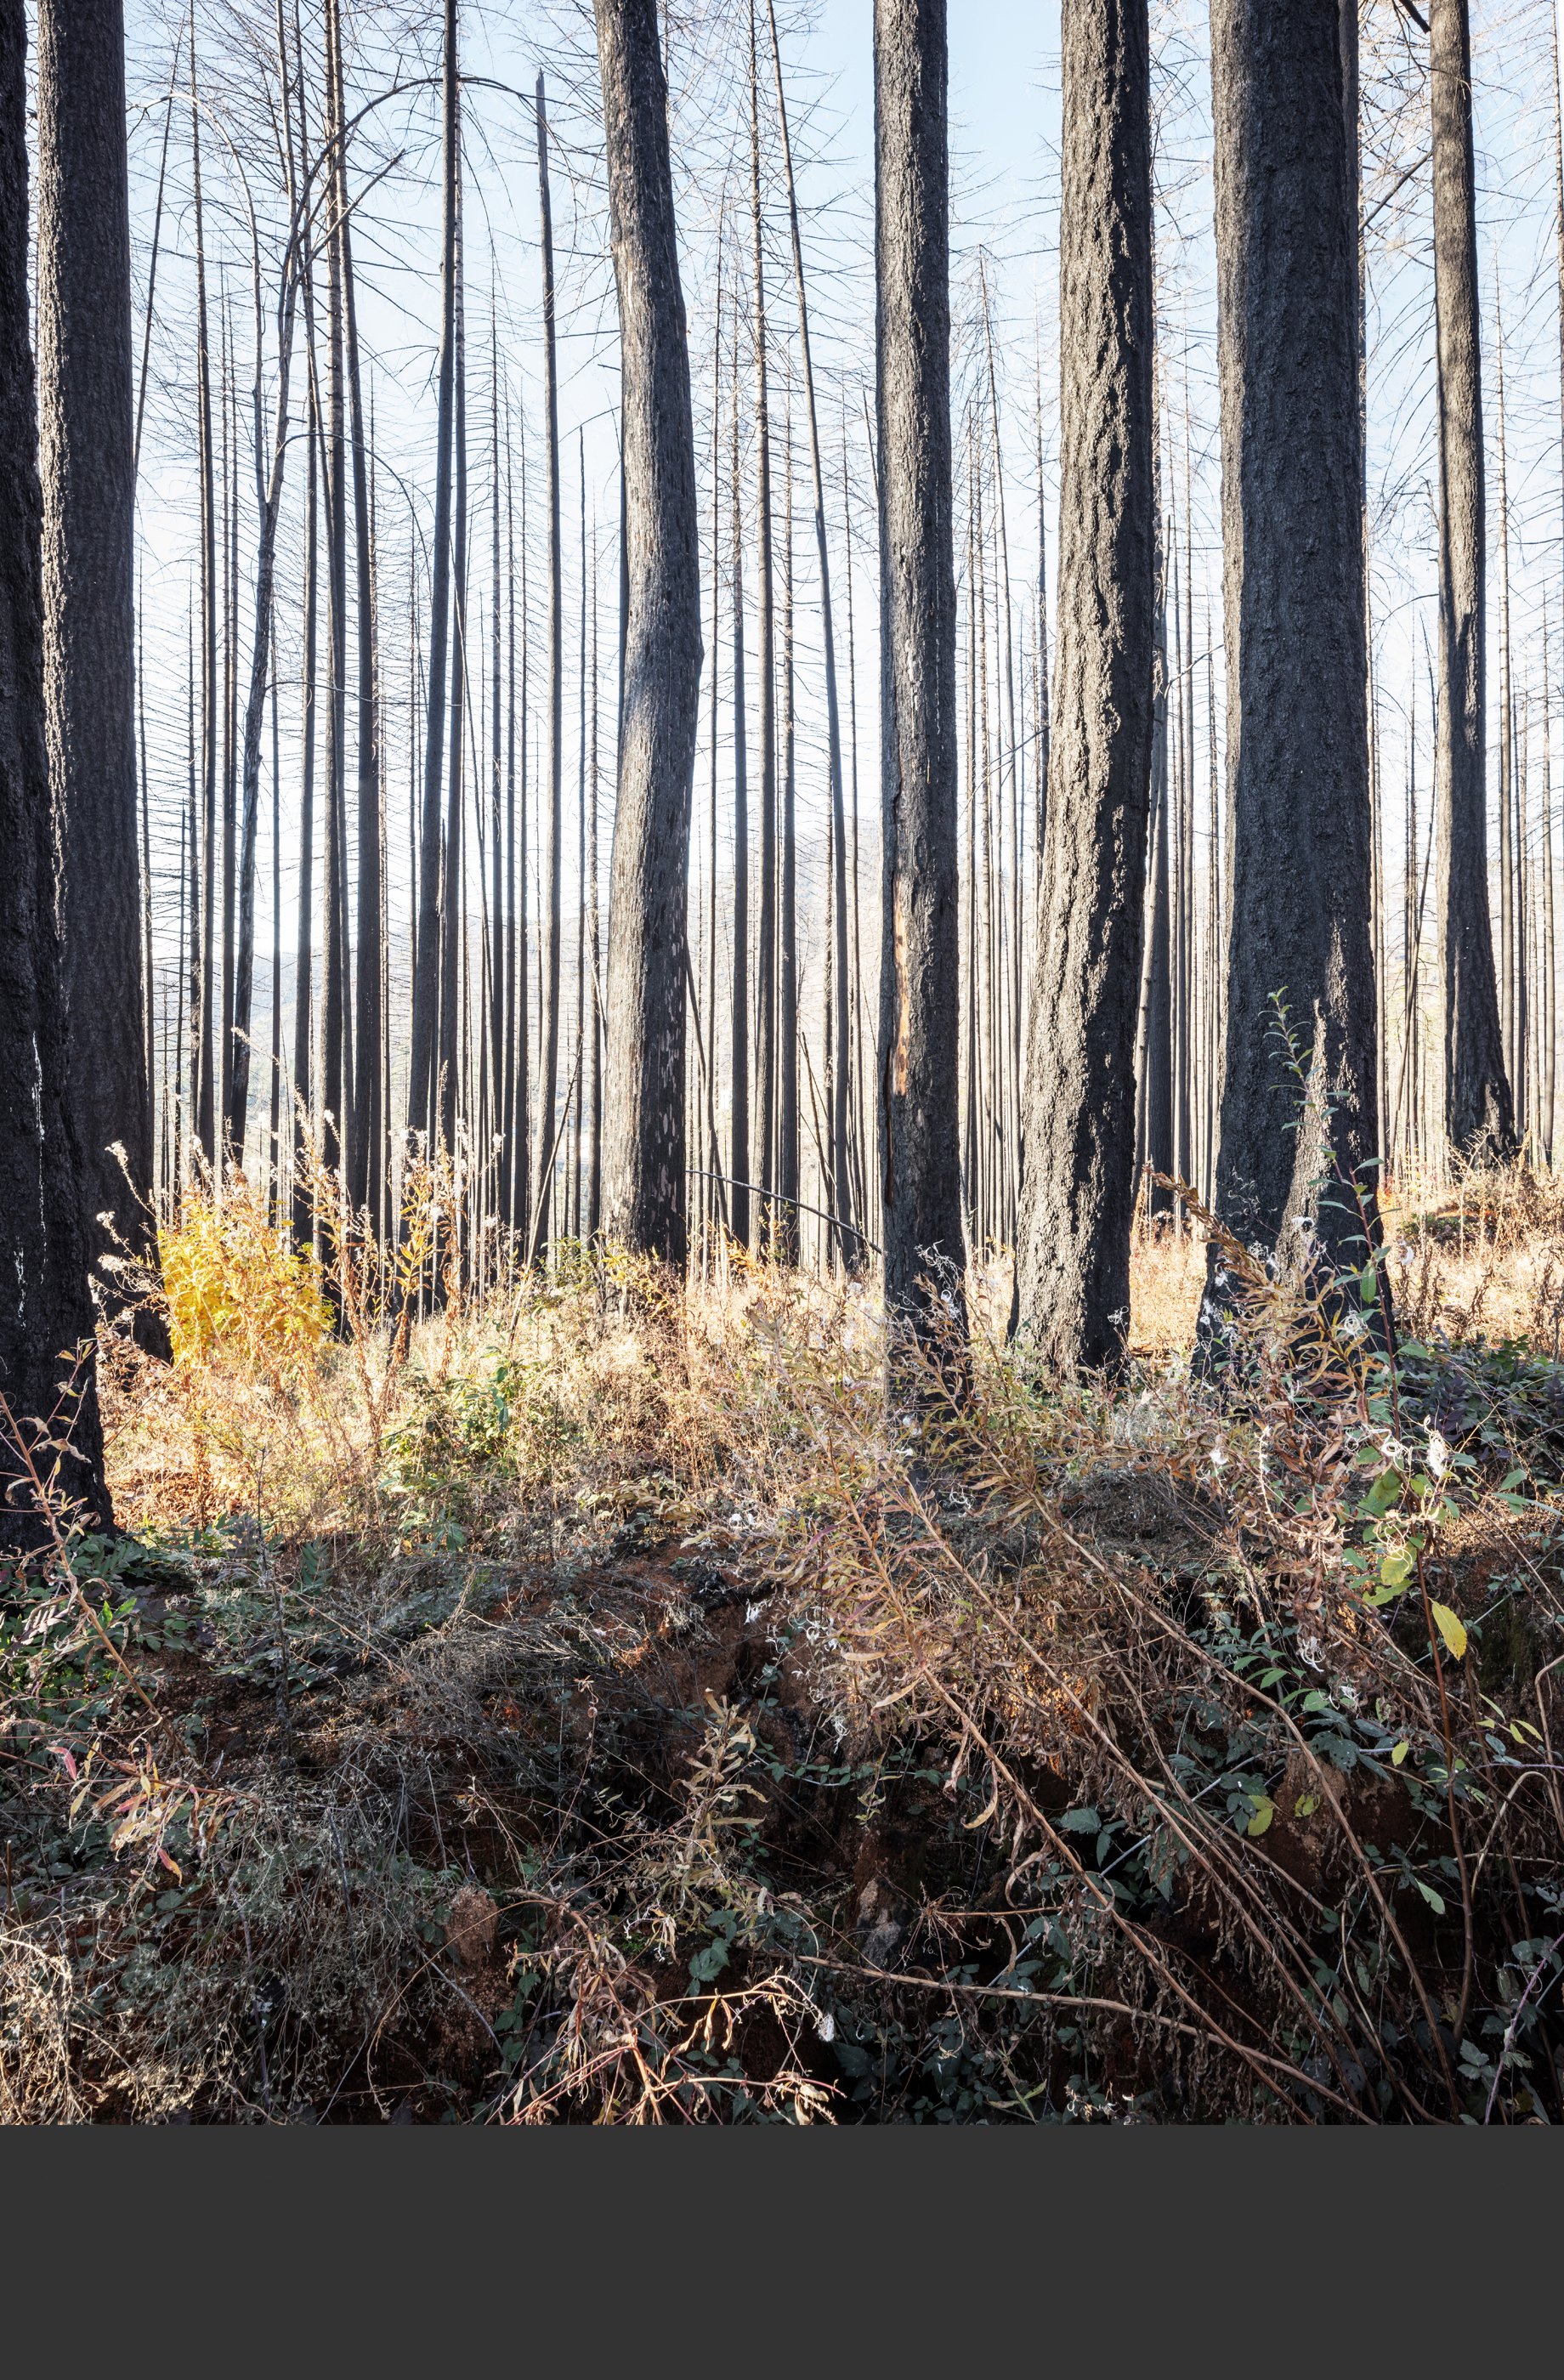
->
[5, 1161, 1564, 2122]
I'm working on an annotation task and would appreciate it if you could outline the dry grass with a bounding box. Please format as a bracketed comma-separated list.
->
[3, 1159, 1563, 2122]
[1126, 1163, 1564, 1358]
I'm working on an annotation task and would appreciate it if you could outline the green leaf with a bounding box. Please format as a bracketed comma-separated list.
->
[1414, 1878, 1446, 1916]
[1246, 1795, 1275, 1838]
[1058, 1808, 1101, 1833]
[1293, 1793, 1319, 1818]
[688, 1937, 731, 1986]
[1363, 1470, 1402, 1516]
[1359, 1263, 1379, 1307]
[1379, 1548, 1414, 1592]
[1430, 1602, 1468, 1663]
[1501, 1469, 1527, 1494]
[1391, 1739, 1409, 1767]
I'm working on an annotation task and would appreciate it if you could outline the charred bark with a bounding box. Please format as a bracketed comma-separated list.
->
[1012, 0, 1153, 1374]
[1431, 0, 1514, 1158]
[593, 0, 702, 1261]
[37, 0, 164, 1350]
[874, 0, 967, 1371]
[1207, 0, 1380, 1293]
[0, 0, 105, 1534]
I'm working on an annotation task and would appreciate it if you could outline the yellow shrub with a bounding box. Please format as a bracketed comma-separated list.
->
[160, 1180, 330, 1380]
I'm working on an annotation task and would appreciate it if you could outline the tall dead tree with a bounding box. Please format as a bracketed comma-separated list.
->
[1138, 459, 1173, 1213]
[749, 3, 778, 1238]
[1207, 0, 1379, 1287]
[533, 72, 564, 1253]
[587, 534, 603, 1235]
[728, 285, 751, 1247]
[228, 10, 307, 1170]
[438, 218, 467, 1160]
[407, 0, 458, 1154]
[37, 0, 162, 1344]
[593, 0, 702, 1261]
[765, 0, 852, 1262]
[292, 313, 320, 1246]
[874, 0, 967, 1366]
[337, 0, 382, 1223]
[321, 5, 350, 1178]
[1431, 0, 1513, 1156]
[488, 329, 504, 1221]
[1012, 0, 1153, 1374]
[0, 0, 105, 1533]
[573, 434, 588, 1237]
[191, 32, 218, 1169]
[778, 400, 798, 1261]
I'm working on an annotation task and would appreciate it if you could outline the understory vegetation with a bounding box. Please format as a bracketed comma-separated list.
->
[4, 1160, 1564, 2124]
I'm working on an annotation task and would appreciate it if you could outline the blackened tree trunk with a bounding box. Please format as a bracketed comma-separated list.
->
[407, 0, 457, 1153]
[587, 539, 603, 1236]
[728, 290, 751, 1248]
[533, 73, 564, 1254]
[509, 416, 530, 1247]
[0, 0, 105, 1533]
[321, 8, 349, 1179]
[874, 0, 967, 1363]
[1138, 462, 1174, 1212]
[191, 36, 218, 1170]
[593, 0, 702, 1261]
[488, 331, 504, 1218]
[37, 0, 162, 1347]
[292, 360, 320, 1247]
[749, 4, 778, 1240]
[1012, 0, 1153, 1374]
[778, 404, 799, 1261]
[220, 311, 238, 1152]
[573, 434, 588, 1237]
[1208, 0, 1379, 1283]
[337, 0, 382, 1222]
[227, 218, 302, 1163]
[1431, 0, 1514, 1157]
[439, 230, 467, 1159]
[765, 0, 853, 1264]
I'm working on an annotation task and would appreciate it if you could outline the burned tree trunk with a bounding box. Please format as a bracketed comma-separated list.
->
[0, 0, 105, 1533]
[37, 0, 163, 1348]
[1207, 0, 1379, 1286]
[874, 0, 967, 1367]
[336, 0, 382, 1223]
[1431, 0, 1514, 1158]
[407, 0, 458, 1153]
[593, 0, 701, 1261]
[533, 73, 564, 1254]
[191, 37, 218, 1170]
[765, 0, 853, 1265]
[728, 290, 751, 1249]
[1012, 0, 1153, 1374]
